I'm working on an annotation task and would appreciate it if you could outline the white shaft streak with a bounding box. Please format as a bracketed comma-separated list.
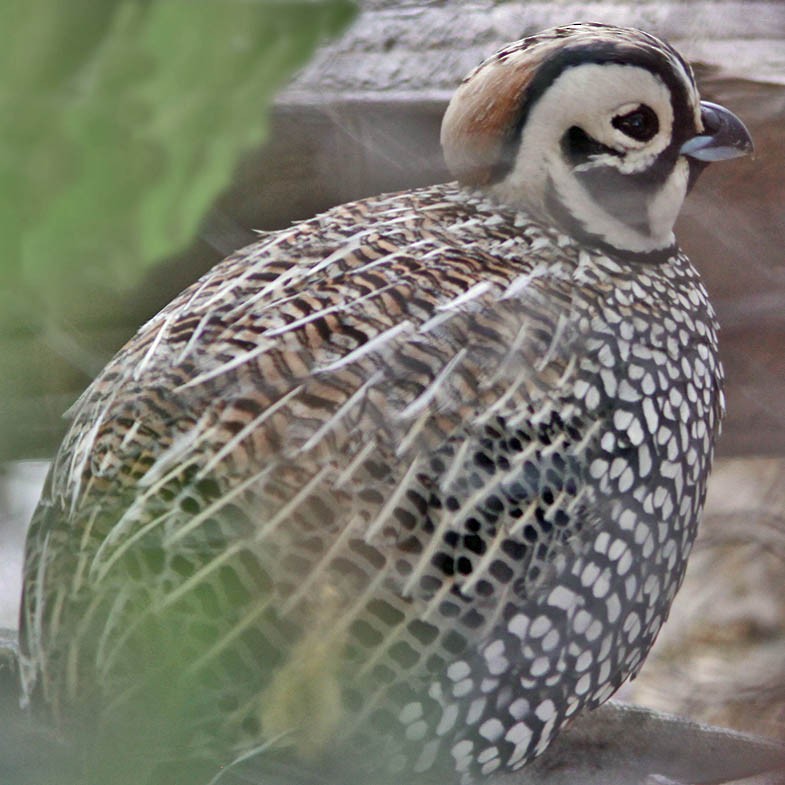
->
[475, 363, 531, 425]
[70, 506, 102, 597]
[535, 312, 570, 372]
[355, 585, 455, 705]
[93, 585, 137, 683]
[199, 254, 279, 313]
[452, 435, 564, 597]
[398, 347, 468, 421]
[197, 385, 304, 477]
[305, 222, 401, 277]
[255, 464, 333, 541]
[65, 386, 119, 516]
[134, 311, 178, 381]
[299, 371, 382, 454]
[185, 595, 275, 677]
[21, 530, 53, 704]
[174, 310, 219, 366]
[140, 411, 217, 487]
[87, 421, 221, 574]
[119, 419, 143, 448]
[179, 270, 227, 315]
[364, 458, 422, 543]
[90, 506, 180, 584]
[156, 540, 246, 613]
[92, 428, 218, 562]
[262, 304, 343, 338]
[114, 466, 324, 633]
[439, 439, 472, 493]
[224, 262, 304, 316]
[279, 512, 361, 616]
[318, 557, 394, 656]
[175, 342, 272, 391]
[461, 502, 541, 598]
[348, 237, 436, 278]
[395, 407, 432, 459]
[261, 275, 406, 340]
[335, 440, 377, 489]
[418, 309, 455, 335]
[501, 266, 549, 300]
[436, 281, 493, 312]
[478, 318, 531, 396]
[164, 465, 275, 548]
[317, 320, 412, 373]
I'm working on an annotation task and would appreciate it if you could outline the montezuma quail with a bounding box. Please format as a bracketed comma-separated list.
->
[19, 23, 752, 785]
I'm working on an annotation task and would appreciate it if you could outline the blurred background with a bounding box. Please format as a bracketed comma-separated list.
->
[1, 0, 783, 750]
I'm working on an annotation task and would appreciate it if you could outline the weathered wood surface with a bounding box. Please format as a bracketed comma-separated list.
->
[284, 0, 785, 100]
[511, 702, 785, 785]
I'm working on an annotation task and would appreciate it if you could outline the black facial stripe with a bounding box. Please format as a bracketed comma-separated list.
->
[558, 115, 683, 245]
[561, 126, 621, 166]
[544, 176, 676, 265]
[574, 166, 655, 234]
[686, 158, 709, 193]
[489, 38, 697, 185]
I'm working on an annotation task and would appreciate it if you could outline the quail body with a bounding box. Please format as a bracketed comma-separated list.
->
[19, 23, 752, 785]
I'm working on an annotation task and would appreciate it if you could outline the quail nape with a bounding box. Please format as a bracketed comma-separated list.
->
[19, 22, 753, 785]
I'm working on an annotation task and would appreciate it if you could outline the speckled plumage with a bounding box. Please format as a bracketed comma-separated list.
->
[19, 23, 750, 785]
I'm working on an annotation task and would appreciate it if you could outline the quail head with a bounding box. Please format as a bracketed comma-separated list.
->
[19, 22, 753, 785]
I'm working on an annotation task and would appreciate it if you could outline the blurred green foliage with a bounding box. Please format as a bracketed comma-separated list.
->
[1, 0, 355, 302]
[0, 0, 356, 459]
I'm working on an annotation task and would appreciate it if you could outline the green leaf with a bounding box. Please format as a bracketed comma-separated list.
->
[0, 0, 356, 459]
[2, 0, 354, 302]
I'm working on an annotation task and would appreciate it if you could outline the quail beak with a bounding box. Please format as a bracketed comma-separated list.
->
[680, 101, 754, 162]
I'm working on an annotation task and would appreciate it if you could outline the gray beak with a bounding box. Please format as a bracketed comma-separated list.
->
[680, 101, 754, 162]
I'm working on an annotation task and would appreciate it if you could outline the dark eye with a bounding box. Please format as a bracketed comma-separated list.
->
[611, 105, 659, 142]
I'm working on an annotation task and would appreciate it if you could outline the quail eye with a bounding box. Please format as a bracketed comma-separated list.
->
[612, 104, 659, 142]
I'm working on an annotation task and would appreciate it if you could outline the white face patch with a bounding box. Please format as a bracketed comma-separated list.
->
[490, 62, 697, 253]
